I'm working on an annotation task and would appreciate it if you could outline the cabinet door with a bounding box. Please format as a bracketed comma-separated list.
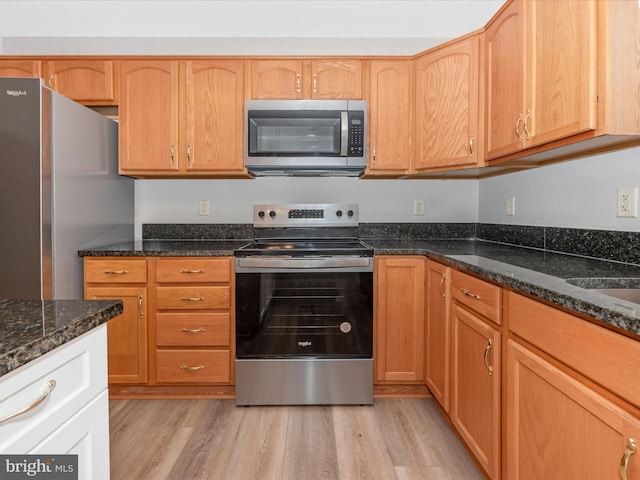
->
[45, 59, 116, 104]
[415, 35, 481, 171]
[525, 0, 597, 147]
[250, 59, 303, 99]
[425, 260, 450, 412]
[0, 60, 42, 78]
[374, 256, 425, 383]
[119, 60, 179, 173]
[484, 0, 525, 160]
[507, 340, 640, 479]
[451, 302, 500, 479]
[366, 60, 412, 174]
[310, 59, 362, 99]
[86, 286, 148, 384]
[185, 60, 245, 172]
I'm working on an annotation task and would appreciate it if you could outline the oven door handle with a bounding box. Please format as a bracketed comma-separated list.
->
[235, 256, 373, 272]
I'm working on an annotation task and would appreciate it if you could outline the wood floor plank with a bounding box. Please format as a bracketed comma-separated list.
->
[108, 398, 485, 480]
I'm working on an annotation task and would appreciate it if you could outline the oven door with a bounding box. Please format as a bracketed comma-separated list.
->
[235, 266, 373, 359]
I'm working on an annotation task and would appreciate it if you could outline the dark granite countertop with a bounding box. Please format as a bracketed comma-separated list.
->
[78, 237, 640, 339]
[0, 299, 123, 377]
[78, 239, 250, 257]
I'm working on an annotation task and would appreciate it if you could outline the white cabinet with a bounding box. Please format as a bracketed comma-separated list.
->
[0, 326, 110, 480]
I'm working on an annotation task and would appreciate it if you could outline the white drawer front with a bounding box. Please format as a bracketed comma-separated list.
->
[0, 326, 108, 452]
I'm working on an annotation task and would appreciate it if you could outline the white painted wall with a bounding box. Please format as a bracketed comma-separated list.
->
[478, 146, 640, 232]
[3, 0, 639, 236]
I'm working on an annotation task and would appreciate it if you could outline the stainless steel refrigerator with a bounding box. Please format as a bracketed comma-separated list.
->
[0, 77, 134, 300]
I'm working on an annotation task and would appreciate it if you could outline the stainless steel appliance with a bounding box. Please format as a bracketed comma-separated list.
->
[235, 203, 374, 405]
[0, 77, 134, 299]
[244, 100, 367, 177]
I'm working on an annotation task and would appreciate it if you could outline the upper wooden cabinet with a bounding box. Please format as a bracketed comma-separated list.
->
[484, 0, 637, 164]
[250, 58, 363, 99]
[0, 60, 42, 78]
[365, 59, 413, 175]
[414, 33, 483, 172]
[45, 59, 117, 105]
[119, 59, 246, 177]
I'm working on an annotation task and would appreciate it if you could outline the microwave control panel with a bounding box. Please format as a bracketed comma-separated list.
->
[347, 111, 365, 156]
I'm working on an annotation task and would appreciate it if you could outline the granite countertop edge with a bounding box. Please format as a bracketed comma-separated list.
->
[0, 300, 123, 378]
[79, 238, 640, 339]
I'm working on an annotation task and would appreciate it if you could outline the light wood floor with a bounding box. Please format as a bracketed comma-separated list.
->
[109, 398, 485, 480]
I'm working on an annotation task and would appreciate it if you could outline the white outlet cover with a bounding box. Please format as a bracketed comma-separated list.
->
[505, 196, 515, 216]
[617, 187, 638, 218]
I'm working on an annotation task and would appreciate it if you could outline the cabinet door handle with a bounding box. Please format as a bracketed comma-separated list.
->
[0, 380, 56, 425]
[187, 144, 192, 167]
[439, 273, 447, 301]
[171, 144, 175, 166]
[180, 365, 205, 371]
[179, 269, 205, 274]
[515, 113, 523, 142]
[483, 339, 494, 376]
[469, 135, 474, 157]
[372, 145, 376, 164]
[179, 297, 204, 302]
[523, 109, 532, 141]
[620, 438, 637, 480]
[313, 73, 318, 94]
[103, 270, 127, 275]
[138, 294, 143, 319]
[461, 288, 481, 300]
[296, 73, 301, 93]
[179, 328, 205, 333]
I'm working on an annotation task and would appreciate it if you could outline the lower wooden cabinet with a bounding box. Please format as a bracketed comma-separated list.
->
[84, 258, 149, 385]
[374, 255, 425, 383]
[507, 339, 640, 479]
[451, 301, 501, 480]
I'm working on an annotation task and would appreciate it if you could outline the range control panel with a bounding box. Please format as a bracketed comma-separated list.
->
[253, 203, 358, 228]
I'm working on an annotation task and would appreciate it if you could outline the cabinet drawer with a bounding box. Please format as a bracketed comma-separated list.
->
[84, 258, 147, 283]
[155, 258, 231, 283]
[0, 327, 107, 453]
[156, 350, 230, 383]
[156, 286, 231, 310]
[156, 312, 230, 346]
[451, 269, 502, 325]
[509, 292, 640, 409]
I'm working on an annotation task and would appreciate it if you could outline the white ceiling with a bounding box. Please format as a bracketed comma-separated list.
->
[0, 0, 505, 55]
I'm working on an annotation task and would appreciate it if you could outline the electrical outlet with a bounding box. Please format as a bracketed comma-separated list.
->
[506, 196, 516, 216]
[414, 200, 425, 216]
[198, 200, 210, 216]
[617, 187, 638, 218]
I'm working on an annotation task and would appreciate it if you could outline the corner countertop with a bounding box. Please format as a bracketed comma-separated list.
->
[0, 299, 123, 378]
[79, 237, 640, 339]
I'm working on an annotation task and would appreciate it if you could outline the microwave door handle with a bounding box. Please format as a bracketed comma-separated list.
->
[340, 111, 348, 156]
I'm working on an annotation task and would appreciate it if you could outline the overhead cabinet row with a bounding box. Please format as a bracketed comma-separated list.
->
[1, 0, 638, 178]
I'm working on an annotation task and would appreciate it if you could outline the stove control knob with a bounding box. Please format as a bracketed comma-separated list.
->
[269, 210, 276, 218]
[336, 210, 343, 217]
[347, 210, 354, 217]
[258, 210, 265, 219]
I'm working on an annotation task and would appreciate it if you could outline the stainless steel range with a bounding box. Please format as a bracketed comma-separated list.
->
[234, 203, 374, 406]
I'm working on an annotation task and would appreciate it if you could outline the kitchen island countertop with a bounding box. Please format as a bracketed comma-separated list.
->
[0, 299, 123, 377]
[79, 237, 640, 338]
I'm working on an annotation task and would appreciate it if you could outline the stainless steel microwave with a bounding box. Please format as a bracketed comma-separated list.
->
[244, 99, 367, 177]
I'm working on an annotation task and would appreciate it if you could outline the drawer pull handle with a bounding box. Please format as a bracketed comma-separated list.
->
[483, 339, 494, 376]
[620, 438, 636, 480]
[179, 328, 205, 333]
[179, 269, 205, 274]
[103, 270, 127, 275]
[179, 297, 204, 302]
[461, 288, 481, 300]
[0, 380, 56, 425]
[180, 365, 205, 371]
